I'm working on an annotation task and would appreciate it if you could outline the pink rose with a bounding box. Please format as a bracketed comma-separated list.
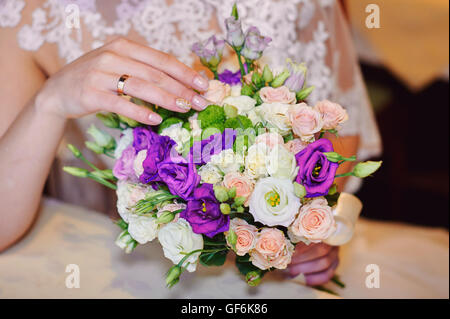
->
[255, 132, 284, 149]
[203, 79, 231, 105]
[284, 138, 308, 155]
[289, 198, 336, 243]
[288, 103, 323, 142]
[259, 86, 296, 104]
[250, 228, 294, 270]
[315, 100, 348, 130]
[226, 218, 258, 256]
[223, 172, 255, 206]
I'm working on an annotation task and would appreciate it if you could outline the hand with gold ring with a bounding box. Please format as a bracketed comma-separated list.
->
[38, 37, 211, 125]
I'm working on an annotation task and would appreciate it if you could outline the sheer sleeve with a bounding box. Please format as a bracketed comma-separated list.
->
[285, 0, 382, 161]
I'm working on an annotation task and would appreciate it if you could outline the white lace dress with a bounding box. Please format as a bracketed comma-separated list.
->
[0, 0, 381, 213]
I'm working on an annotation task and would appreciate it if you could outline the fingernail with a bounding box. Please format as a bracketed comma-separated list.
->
[193, 76, 209, 91]
[175, 98, 191, 111]
[148, 112, 162, 124]
[192, 95, 208, 110]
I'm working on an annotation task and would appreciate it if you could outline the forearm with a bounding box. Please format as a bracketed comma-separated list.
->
[0, 90, 66, 251]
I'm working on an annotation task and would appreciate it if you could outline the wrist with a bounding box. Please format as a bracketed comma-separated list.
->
[34, 83, 66, 121]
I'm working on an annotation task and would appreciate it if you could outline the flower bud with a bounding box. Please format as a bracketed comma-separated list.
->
[224, 104, 238, 119]
[293, 182, 306, 198]
[241, 26, 272, 61]
[90, 169, 115, 180]
[296, 86, 314, 101]
[118, 114, 140, 128]
[234, 196, 246, 207]
[96, 113, 120, 129]
[214, 186, 230, 202]
[85, 141, 104, 154]
[246, 271, 262, 286]
[353, 161, 382, 178]
[241, 84, 254, 96]
[166, 265, 182, 288]
[262, 65, 273, 83]
[192, 35, 225, 70]
[220, 203, 232, 215]
[115, 230, 138, 254]
[324, 152, 342, 163]
[156, 211, 175, 224]
[87, 125, 116, 150]
[228, 186, 237, 199]
[63, 166, 89, 178]
[115, 219, 128, 230]
[226, 229, 237, 248]
[225, 17, 245, 49]
[67, 144, 82, 158]
[284, 59, 307, 92]
[270, 69, 290, 88]
[236, 206, 244, 213]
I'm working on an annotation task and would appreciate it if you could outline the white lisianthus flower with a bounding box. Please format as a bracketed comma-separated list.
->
[188, 113, 202, 140]
[127, 214, 159, 244]
[266, 145, 299, 180]
[114, 128, 134, 159]
[160, 123, 191, 153]
[230, 84, 243, 97]
[245, 143, 270, 179]
[198, 162, 224, 184]
[247, 109, 262, 126]
[257, 102, 292, 136]
[222, 95, 256, 115]
[210, 149, 244, 174]
[248, 177, 301, 227]
[116, 180, 154, 222]
[158, 218, 204, 272]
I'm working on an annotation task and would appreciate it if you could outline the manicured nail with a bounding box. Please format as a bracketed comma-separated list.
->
[175, 98, 191, 111]
[192, 95, 208, 110]
[148, 112, 162, 124]
[193, 76, 209, 91]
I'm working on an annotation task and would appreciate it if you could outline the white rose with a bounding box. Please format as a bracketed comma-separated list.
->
[257, 102, 292, 136]
[198, 162, 224, 184]
[160, 123, 191, 153]
[210, 149, 244, 174]
[266, 145, 299, 180]
[133, 150, 147, 178]
[248, 177, 301, 227]
[158, 218, 204, 272]
[114, 128, 134, 159]
[245, 143, 270, 179]
[127, 214, 159, 244]
[222, 95, 256, 115]
[116, 181, 154, 222]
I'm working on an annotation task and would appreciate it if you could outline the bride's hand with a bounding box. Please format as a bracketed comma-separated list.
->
[37, 37, 210, 125]
[287, 243, 339, 286]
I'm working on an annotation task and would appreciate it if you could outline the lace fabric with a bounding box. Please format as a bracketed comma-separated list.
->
[0, 0, 382, 208]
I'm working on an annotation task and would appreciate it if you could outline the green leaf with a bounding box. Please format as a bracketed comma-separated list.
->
[199, 249, 228, 267]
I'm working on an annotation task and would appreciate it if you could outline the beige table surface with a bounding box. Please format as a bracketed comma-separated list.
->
[0, 198, 448, 299]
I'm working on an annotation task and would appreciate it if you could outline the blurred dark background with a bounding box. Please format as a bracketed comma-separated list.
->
[357, 64, 449, 228]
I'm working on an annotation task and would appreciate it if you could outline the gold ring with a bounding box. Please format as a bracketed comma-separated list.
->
[117, 74, 130, 96]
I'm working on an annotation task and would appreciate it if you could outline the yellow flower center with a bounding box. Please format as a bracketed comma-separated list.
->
[265, 191, 281, 207]
[202, 202, 207, 212]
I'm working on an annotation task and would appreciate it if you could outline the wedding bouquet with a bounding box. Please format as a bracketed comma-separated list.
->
[64, 5, 381, 288]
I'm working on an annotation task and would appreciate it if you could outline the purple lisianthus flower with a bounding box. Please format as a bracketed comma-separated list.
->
[113, 145, 136, 181]
[191, 35, 225, 69]
[225, 16, 245, 48]
[218, 69, 242, 85]
[284, 59, 307, 92]
[241, 26, 272, 61]
[133, 127, 176, 184]
[158, 155, 201, 200]
[295, 139, 339, 197]
[181, 183, 230, 237]
[190, 129, 237, 165]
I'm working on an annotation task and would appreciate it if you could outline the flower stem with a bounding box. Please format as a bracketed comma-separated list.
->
[331, 275, 346, 288]
[87, 172, 117, 190]
[236, 50, 246, 77]
[335, 172, 354, 178]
